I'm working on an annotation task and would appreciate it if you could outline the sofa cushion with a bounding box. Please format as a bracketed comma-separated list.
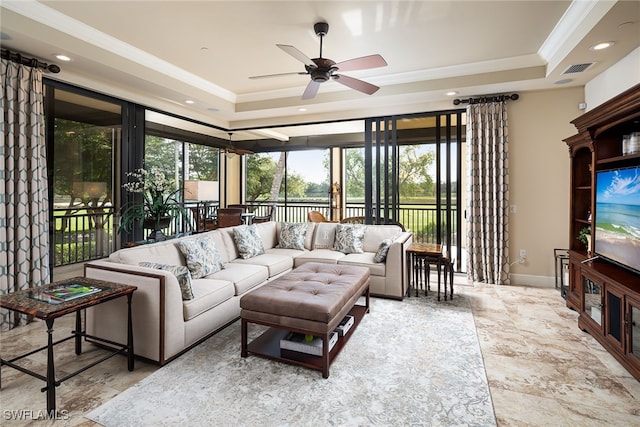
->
[362, 225, 403, 253]
[277, 222, 308, 250]
[233, 225, 265, 259]
[374, 237, 396, 263]
[338, 253, 386, 277]
[183, 279, 235, 321]
[312, 222, 337, 249]
[209, 263, 269, 295]
[294, 249, 345, 267]
[176, 236, 224, 279]
[231, 253, 293, 277]
[252, 221, 278, 250]
[333, 224, 366, 254]
[139, 262, 194, 300]
[265, 247, 309, 259]
[110, 240, 185, 266]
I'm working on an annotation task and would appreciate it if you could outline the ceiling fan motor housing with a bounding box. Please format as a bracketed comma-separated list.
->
[307, 58, 337, 82]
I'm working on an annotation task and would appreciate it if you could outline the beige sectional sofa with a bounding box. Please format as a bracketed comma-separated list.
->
[84, 221, 412, 365]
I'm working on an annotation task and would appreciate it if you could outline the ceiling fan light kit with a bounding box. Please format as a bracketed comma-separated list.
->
[249, 22, 387, 99]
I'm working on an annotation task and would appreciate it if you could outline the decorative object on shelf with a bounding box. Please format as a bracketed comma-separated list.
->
[577, 226, 592, 254]
[622, 131, 640, 155]
[118, 167, 187, 240]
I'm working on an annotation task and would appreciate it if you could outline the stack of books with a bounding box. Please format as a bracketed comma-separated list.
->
[280, 331, 338, 356]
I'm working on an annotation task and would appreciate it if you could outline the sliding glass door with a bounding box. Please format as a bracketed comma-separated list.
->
[46, 85, 123, 267]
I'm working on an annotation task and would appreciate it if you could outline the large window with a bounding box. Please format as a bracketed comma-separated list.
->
[49, 87, 121, 266]
[245, 149, 329, 222]
[144, 111, 221, 236]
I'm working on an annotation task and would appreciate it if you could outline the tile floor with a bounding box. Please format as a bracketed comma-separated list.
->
[1, 279, 639, 426]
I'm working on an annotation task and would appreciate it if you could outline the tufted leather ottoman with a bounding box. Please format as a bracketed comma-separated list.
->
[240, 262, 370, 378]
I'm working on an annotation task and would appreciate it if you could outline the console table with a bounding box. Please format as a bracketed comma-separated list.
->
[0, 277, 136, 413]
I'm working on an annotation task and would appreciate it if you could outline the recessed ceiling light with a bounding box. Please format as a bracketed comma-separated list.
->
[298, 108, 307, 112]
[185, 100, 195, 104]
[446, 91, 458, 96]
[55, 54, 71, 61]
[590, 41, 614, 51]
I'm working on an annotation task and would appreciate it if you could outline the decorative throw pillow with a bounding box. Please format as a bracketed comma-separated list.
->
[233, 225, 265, 259]
[313, 222, 337, 249]
[333, 224, 366, 254]
[278, 222, 308, 250]
[139, 262, 194, 300]
[176, 237, 224, 279]
[374, 237, 396, 263]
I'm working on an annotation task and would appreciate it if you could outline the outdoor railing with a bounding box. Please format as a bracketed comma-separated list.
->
[53, 201, 457, 267]
[53, 207, 116, 266]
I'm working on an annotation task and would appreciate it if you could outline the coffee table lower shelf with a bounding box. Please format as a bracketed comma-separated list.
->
[243, 304, 367, 378]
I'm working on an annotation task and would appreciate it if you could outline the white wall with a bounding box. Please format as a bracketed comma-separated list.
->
[507, 87, 584, 286]
[585, 47, 640, 110]
[506, 48, 640, 287]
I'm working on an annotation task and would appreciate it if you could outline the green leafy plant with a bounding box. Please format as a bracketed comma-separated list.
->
[577, 226, 591, 245]
[118, 167, 186, 233]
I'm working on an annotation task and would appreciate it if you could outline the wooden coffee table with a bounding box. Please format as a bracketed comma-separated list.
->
[240, 263, 370, 378]
[0, 277, 136, 413]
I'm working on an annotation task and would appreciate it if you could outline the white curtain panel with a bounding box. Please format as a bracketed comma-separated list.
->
[1, 59, 50, 330]
[466, 102, 510, 285]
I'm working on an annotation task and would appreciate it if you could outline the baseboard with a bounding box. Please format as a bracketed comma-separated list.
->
[509, 273, 556, 287]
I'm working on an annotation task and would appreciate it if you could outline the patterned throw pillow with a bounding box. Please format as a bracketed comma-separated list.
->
[176, 237, 224, 279]
[233, 225, 265, 259]
[333, 224, 366, 254]
[374, 237, 396, 263]
[278, 222, 308, 250]
[139, 262, 194, 300]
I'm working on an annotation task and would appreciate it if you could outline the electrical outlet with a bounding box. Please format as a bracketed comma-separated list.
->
[518, 249, 526, 264]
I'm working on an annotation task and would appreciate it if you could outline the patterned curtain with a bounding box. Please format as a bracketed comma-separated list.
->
[1, 58, 50, 330]
[466, 102, 510, 285]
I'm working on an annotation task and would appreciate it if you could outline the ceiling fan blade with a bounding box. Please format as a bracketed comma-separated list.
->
[277, 44, 315, 67]
[233, 148, 254, 155]
[335, 54, 387, 72]
[301, 80, 321, 100]
[333, 74, 380, 95]
[249, 71, 308, 80]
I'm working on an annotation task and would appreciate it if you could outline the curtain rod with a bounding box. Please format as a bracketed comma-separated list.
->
[1, 48, 61, 73]
[453, 93, 518, 106]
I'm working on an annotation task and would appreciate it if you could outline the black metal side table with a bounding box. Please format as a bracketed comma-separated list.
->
[0, 277, 136, 414]
[554, 248, 570, 299]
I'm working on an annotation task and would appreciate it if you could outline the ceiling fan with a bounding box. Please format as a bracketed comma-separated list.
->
[222, 132, 253, 158]
[249, 22, 387, 100]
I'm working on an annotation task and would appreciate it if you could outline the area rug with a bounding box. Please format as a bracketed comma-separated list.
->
[87, 292, 496, 426]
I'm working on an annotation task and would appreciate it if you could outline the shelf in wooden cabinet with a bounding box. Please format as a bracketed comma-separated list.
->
[576, 186, 591, 190]
[575, 219, 591, 225]
[597, 152, 640, 165]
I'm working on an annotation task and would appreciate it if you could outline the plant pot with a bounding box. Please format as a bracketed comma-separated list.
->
[143, 216, 172, 241]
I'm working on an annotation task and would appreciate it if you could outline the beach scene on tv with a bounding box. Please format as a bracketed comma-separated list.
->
[595, 166, 640, 273]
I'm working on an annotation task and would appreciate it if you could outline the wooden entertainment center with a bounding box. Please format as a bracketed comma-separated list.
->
[564, 83, 640, 381]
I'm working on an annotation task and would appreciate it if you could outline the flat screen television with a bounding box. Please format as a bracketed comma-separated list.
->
[594, 165, 640, 274]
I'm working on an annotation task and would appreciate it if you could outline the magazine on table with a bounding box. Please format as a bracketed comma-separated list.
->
[31, 283, 103, 305]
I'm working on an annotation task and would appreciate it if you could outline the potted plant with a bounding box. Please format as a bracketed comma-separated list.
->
[577, 226, 592, 253]
[119, 167, 186, 241]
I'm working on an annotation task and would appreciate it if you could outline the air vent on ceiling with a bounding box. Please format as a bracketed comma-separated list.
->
[562, 63, 594, 74]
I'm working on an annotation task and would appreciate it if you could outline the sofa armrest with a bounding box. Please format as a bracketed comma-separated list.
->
[384, 232, 413, 298]
[84, 260, 185, 365]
